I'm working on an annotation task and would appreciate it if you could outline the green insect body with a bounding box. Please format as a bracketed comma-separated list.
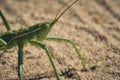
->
[0, 22, 51, 50]
[0, 0, 91, 80]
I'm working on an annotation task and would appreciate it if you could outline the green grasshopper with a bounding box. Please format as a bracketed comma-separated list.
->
[0, 0, 88, 80]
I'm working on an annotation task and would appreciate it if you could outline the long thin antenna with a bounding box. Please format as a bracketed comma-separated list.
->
[55, 0, 78, 21]
[54, 2, 67, 20]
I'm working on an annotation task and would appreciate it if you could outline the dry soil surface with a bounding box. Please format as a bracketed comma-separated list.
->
[0, 0, 120, 80]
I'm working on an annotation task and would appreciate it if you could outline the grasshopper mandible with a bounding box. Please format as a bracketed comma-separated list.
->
[0, 0, 88, 80]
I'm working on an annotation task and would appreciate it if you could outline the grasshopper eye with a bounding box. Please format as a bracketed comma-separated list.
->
[45, 24, 49, 28]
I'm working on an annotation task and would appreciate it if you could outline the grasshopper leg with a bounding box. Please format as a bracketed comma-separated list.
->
[30, 40, 61, 80]
[0, 38, 7, 50]
[0, 10, 11, 31]
[46, 36, 88, 70]
[0, 38, 7, 46]
[18, 40, 24, 80]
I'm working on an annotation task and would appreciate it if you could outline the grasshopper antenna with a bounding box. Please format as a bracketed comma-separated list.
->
[54, 0, 78, 22]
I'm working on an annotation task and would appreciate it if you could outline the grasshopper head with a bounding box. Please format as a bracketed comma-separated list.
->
[47, 0, 78, 30]
[38, 0, 78, 41]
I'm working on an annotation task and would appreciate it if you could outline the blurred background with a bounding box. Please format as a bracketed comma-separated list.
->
[0, 0, 120, 80]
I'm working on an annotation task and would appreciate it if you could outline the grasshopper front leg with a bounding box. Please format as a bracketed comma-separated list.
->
[46, 36, 88, 70]
[30, 40, 61, 80]
[17, 40, 24, 80]
[0, 10, 11, 31]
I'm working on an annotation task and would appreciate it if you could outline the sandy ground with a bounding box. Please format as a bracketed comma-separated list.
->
[0, 0, 120, 80]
